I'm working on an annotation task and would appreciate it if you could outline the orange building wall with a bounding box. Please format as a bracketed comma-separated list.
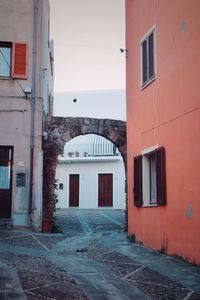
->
[126, 0, 200, 264]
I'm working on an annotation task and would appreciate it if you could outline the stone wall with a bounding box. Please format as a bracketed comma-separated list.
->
[42, 117, 127, 231]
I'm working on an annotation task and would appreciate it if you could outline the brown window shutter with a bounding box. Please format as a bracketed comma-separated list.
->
[155, 147, 166, 205]
[134, 155, 143, 207]
[12, 43, 28, 79]
[148, 31, 155, 79]
[142, 40, 148, 84]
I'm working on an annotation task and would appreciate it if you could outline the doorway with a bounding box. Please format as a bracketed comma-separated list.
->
[98, 173, 113, 207]
[69, 174, 79, 207]
[0, 146, 13, 218]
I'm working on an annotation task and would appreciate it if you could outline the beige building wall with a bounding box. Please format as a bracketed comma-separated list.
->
[0, 0, 53, 230]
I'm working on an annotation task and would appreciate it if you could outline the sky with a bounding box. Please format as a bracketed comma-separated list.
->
[49, 0, 125, 93]
[53, 89, 126, 120]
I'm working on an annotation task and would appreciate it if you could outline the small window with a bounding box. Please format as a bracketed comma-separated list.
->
[141, 28, 155, 87]
[134, 147, 166, 207]
[0, 42, 12, 77]
[0, 41, 28, 79]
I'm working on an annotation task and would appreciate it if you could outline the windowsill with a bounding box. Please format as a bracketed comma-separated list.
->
[142, 204, 158, 208]
[141, 76, 155, 90]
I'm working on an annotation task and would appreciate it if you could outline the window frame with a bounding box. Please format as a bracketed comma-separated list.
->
[134, 145, 166, 208]
[149, 152, 157, 205]
[0, 41, 28, 79]
[0, 42, 12, 78]
[142, 146, 158, 207]
[140, 26, 156, 89]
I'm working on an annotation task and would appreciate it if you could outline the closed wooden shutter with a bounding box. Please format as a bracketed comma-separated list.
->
[142, 40, 147, 84]
[98, 174, 113, 207]
[148, 31, 154, 79]
[12, 43, 28, 79]
[69, 174, 79, 207]
[155, 147, 166, 205]
[134, 155, 143, 207]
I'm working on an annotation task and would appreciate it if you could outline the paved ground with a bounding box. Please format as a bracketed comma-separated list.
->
[0, 209, 200, 299]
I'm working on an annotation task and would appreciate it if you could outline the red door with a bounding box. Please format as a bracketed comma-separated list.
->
[69, 174, 79, 207]
[98, 174, 113, 207]
[0, 146, 13, 218]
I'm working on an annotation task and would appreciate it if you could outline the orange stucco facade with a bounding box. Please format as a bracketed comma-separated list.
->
[126, 0, 200, 264]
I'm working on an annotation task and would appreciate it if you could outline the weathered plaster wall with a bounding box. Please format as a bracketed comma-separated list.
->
[0, 0, 52, 231]
[126, 0, 200, 264]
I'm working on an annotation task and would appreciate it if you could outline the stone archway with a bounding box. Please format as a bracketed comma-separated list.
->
[42, 116, 126, 231]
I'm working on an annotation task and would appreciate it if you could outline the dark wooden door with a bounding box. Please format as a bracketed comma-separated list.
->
[0, 146, 13, 218]
[69, 174, 79, 207]
[98, 173, 113, 207]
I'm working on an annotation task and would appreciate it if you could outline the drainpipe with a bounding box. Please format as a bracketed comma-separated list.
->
[29, 0, 38, 223]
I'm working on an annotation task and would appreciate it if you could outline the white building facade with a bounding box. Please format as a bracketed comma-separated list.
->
[0, 0, 53, 230]
[56, 135, 125, 209]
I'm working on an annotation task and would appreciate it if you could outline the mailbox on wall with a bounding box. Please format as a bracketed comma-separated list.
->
[59, 183, 64, 190]
[16, 173, 26, 187]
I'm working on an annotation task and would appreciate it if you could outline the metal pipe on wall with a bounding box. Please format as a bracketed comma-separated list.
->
[28, 0, 38, 221]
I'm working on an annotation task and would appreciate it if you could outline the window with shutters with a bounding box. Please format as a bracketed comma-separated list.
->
[0, 41, 28, 79]
[141, 27, 156, 88]
[134, 146, 166, 207]
[0, 42, 12, 77]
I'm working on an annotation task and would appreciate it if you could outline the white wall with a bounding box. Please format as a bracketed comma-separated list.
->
[56, 158, 125, 209]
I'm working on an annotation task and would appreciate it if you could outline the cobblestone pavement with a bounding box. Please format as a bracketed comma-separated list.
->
[0, 209, 200, 299]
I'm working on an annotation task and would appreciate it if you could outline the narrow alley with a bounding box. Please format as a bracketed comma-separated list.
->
[1, 1, 200, 299]
[0, 209, 200, 299]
